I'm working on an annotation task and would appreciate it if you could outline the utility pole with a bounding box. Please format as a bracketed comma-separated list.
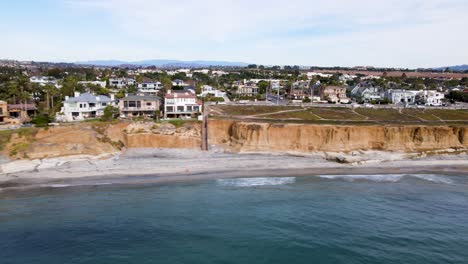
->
[277, 82, 280, 105]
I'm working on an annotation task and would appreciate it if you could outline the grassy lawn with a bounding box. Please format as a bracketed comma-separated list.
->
[217, 105, 300, 116]
[355, 108, 421, 122]
[401, 109, 441, 121]
[426, 109, 468, 121]
[212, 105, 468, 125]
[261, 110, 321, 121]
[310, 108, 367, 121]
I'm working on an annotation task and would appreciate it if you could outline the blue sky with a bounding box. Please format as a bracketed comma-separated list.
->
[1, 0, 468, 68]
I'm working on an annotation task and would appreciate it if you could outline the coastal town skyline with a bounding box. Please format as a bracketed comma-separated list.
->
[2, 0, 468, 68]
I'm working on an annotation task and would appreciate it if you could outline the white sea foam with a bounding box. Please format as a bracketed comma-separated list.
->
[217, 177, 296, 187]
[40, 183, 113, 188]
[319, 174, 453, 184]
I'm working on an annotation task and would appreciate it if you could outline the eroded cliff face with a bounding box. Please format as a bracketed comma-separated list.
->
[208, 120, 468, 153]
[2, 120, 466, 160]
[123, 122, 201, 149]
[2, 121, 204, 160]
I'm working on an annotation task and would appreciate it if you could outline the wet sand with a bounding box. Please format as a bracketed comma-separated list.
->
[0, 148, 467, 192]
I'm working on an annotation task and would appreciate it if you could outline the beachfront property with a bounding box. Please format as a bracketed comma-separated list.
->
[7, 103, 38, 124]
[0, 101, 8, 123]
[319, 86, 350, 103]
[119, 94, 161, 118]
[56, 92, 115, 122]
[164, 90, 202, 119]
[137, 80, 163, 96]
[109, 78, 136, 89]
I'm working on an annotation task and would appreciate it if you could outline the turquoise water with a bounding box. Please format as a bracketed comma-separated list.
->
[1, 174, 468, 264]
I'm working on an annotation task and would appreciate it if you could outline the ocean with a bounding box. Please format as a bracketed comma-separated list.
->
[1, 174, 468, 264]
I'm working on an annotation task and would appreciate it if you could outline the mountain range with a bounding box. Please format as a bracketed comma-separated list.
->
[76, 59, 249, 68]
[434, 65, 468, 72]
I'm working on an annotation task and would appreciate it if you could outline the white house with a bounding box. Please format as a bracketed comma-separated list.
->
[199, 85, 226, 98]
[30, 76, 58, 87]
[109, 78, 136, 89]
[77, 81, 107, 88]
[172, 79, 188, 87]
[164, 90, 202, 119]
[385, 90, 418, 104]
[351, 84, 384, 102]
[56, 92, 116, 122]
[420, 90, 445, 106]
[137, 81, 163, 95]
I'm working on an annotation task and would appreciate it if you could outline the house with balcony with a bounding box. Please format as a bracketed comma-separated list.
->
[419, 90, 445, 106]
[385, 89, 418, 104]
[137, 81, 163, 96]
[164, 90, 202, 119]
[109, 78, 136, 89]
[351, 83, 384, 102]
[235, 81, 259, 97]
[319, 86, 350, 103]
[7, 103, 38, 123]
[199, 85, 226, 98]
[119, 95, 161, 118]
[56, 92, 115, 122]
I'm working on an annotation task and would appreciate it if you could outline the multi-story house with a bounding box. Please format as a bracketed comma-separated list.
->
[172, 79, 187, 87]
[419, 90, 445, 106]
[385, 90, 418, 104]
[319, 86, 350, 103]
[0, 101, 8, 123]
[56, 92, 115, 122]
[164, 90, 202, 119]
[137, 81, 163, 96]
[199, 85, 226, 98]
[119, 95, 161, 118]
[351, 84, 384, 102]
[235, 81, 259, 97]
[109, 78, 136, 89]
[30, 76, 58, 86]
[77, 81, 107, 88]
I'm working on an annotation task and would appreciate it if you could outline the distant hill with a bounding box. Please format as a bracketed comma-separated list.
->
[434, 65, 468, 72]
[76, 59, 249, 68]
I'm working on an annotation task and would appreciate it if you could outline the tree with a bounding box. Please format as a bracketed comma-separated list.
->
[101, 106, 119, 121]
[153, 110, 161, 122]
[257, 81, 269, 95]
[247, 64, 257, 69]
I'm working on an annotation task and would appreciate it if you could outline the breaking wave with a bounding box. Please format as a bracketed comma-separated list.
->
[319, 174, 453, 184]
[217, 177, 296, 187]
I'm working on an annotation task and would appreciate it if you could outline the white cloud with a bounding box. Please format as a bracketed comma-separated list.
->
[3, 0, 468, 67]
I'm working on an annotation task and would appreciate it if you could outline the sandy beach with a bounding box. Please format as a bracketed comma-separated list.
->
[0, 148, 467, 192]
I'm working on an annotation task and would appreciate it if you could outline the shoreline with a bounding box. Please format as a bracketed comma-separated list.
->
[1, 148, 467, 193]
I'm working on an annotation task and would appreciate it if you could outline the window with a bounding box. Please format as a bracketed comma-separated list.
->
[186, 106, 193, 112]
[102, 103, 107, 106]
[146, 102, 152, 106]
[177, 106, 184, 112]
[166, 106, 174, 112]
